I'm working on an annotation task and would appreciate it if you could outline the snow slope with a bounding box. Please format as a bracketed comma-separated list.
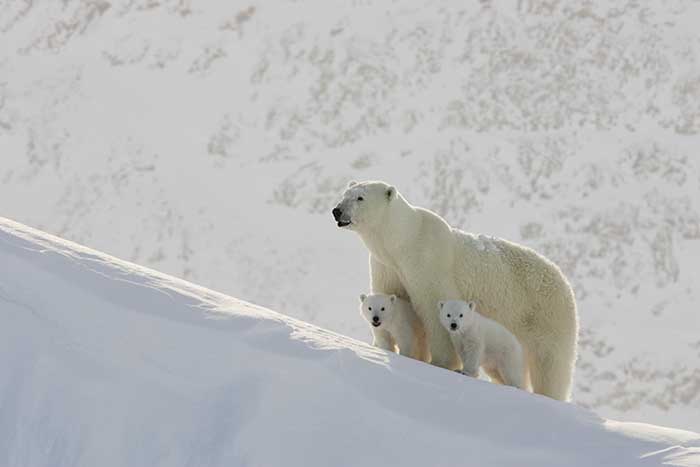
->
[1, 217, 699, 467]
[2, 1, 700, 430]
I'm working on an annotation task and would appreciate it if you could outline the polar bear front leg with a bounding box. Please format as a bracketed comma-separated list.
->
[411, 290, 462, 370]
[428, 327, 461, 370]
[484, 367, 505, 385]
[459, 346, 481, 379]
[391, 332, 410, 357]
[371, 329, 397, 353]
[369, 255, 408, 298]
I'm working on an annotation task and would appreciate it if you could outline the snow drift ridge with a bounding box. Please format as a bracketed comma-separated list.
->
[0, 217, 698, 467]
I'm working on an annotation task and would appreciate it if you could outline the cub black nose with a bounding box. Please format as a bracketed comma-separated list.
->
[450, 323, 457, 330]
[372, 316, 379, 323]
[332, 208, 342, 221]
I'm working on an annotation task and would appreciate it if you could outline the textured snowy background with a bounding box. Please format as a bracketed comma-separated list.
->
[1, 0, 699, 430]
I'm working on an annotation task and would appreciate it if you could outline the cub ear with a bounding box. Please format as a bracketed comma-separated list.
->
[389, 295, 396, 303]
[438, 301, 444, 309]
[359, 294, 367, 303]
[348, 180, 357, 188]
[386, 185, 395, 201]
[467, 301, 476, 311]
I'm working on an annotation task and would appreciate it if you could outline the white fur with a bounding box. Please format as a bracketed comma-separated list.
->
[359, 293, 429, 362]
[439, 300, 525, 389]
[333, 181, 578, 401]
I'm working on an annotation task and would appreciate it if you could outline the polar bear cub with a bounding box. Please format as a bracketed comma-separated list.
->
[439, 300, 525, 389]
[360, 293, 429, 362]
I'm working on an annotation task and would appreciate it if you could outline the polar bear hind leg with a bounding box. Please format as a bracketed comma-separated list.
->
[526, 290, 577, 400]
[527, 344, 574, 401]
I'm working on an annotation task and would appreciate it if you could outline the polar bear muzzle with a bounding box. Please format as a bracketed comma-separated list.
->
[332, 206, 352, 227]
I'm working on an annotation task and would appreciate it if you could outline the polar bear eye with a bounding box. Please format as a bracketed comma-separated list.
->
[459, 314, 463, 318]
[357, 196, 364, 201]
[381, 307, 385, 311]
[368, 307, 372, 311]
[447, 314, 451, 318]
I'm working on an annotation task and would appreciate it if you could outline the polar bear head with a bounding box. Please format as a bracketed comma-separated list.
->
[359, 293, 398, 329]
[438, 300, 477, 333]
[332, 180, 396, 231]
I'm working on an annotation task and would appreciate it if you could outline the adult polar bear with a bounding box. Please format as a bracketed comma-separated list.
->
[332, 180, 578, 401]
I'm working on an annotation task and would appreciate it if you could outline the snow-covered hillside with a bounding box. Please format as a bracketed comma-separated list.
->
[0, 218, 699, 467]
[1, 1, 700, 430]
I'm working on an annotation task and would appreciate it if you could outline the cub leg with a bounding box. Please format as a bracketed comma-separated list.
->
[372, 329, 397, 353]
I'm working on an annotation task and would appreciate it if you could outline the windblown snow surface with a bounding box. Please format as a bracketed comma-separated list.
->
[2, 1, 700, 431]
[1, 218, 699, 466]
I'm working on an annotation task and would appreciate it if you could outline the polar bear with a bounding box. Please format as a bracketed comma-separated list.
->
[439, 300, 525, 389]
[359, 293, 429, 362]
[332, 180, 578, 401]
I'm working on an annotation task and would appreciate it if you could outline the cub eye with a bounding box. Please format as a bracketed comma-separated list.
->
[357, 196, 364, 201]
[381, 307, 385, 311]
[459, 314, 463, 318]
[447, 314, 451, 318]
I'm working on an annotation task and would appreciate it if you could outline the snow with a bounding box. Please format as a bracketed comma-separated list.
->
[1, 218, 699, 466]
[2, 1, 700, 431]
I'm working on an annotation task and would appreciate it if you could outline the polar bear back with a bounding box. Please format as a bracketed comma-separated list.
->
[452, 231, 575, 343]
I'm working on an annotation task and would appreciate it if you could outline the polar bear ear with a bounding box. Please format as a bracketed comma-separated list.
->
[389, 295, 396, 303]
[386, 186, 395, 201]
[359, 294, 367, 303]
[467, 301, 476, 311]
[438, 301, 444, 309]
[347, 180, 357, 188]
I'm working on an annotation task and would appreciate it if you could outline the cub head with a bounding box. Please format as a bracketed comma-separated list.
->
[438, 300, 476, 333]
[332, 180, 396, 231]
[359, 293, 398, 329]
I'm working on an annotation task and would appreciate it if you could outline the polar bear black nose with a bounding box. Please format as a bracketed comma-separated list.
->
[332, 208, 342, 220]
[450, 323, 457, 330]
[372, 316, 380, 323]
